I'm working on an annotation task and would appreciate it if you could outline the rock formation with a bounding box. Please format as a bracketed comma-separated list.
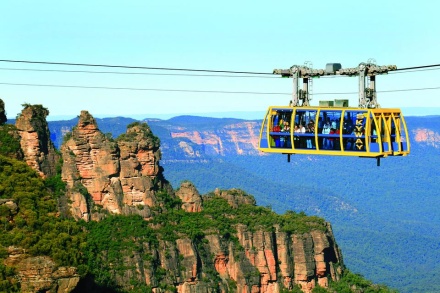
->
[15, 104, 60, 178]
[61, 111, 172, 220]
[176, 181, 203, 212]
[4, 247, 80, 293]
[89, 190, 344, 293]
[2, 106, 349, 293]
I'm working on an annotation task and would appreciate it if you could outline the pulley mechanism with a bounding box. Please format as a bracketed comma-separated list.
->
[273, 62, 397, 108]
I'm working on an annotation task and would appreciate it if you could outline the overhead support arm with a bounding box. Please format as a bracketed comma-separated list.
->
[274, 62, 396, 108]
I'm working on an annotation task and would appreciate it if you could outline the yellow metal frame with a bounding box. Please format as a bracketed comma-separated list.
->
[258, 106, 410, 158]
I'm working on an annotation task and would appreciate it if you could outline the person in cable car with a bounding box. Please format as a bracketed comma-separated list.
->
[299, 123, 306, 148]
[328, 128, 335, 149]
[294, 124, 300, 148]
[322, 122, 331, 149]
[306, 121, 315, 149]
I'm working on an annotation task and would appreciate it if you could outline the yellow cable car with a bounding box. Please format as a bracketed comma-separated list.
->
[258, 62, 410, 166]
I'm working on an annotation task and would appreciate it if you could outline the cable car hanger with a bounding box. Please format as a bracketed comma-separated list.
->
[273, 61, 397, 109]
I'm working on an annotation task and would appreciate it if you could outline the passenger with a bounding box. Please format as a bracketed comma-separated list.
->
[300, 123, 306, 148]
[284, 122, 291, 147]
[322, 122, 331, 149]
[306, 121, 315, 149]
[310, 120, 316, 148]
[272, 115, 281, 147]
[347, 128, 357, 150]
[279, 118, 285, 131]
[328, 128, 335, 149]
[294, 124, 300, 148]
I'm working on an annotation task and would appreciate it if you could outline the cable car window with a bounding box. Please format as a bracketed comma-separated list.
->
[295, 110, 317, 149]
[319, 110, 341, 150]
[269, 109, 292, 148]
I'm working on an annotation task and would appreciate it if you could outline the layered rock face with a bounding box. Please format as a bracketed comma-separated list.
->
[4, 247, 79, 293]
[176, 181, 203, 212]
[101, 190, 343, 293]
[15, 104, 60, 178]
[61, 111, 172, 220]
[166, 121, 263, 160]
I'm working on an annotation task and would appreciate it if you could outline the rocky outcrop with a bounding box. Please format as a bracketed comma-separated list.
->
[213, 188, 256, 208]
[176, 181, 203, 212]
[4, 247, 79, 293]
[61, 112, 172, 220]
[0, 199, 18, 218]
[15, 104, 60, 178]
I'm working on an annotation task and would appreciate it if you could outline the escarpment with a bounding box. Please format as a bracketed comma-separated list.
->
[75, 188, 344, 293]
[60, 111, 172, 221]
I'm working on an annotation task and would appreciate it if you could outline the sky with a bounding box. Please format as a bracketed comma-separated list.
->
[1, 0, 440, 120]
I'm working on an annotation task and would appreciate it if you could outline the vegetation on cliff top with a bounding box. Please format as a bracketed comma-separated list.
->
[116, 121, 160, 147]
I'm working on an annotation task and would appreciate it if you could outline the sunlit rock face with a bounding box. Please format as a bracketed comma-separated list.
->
[4, 247, 80, 293]
[167, 121, 264, 160]
[413, 128, 440, 148]
[176, 181, 203, 212]
[60, 111, 172, 221]
[15, 104, 60, 178]
[87, 189, 344, 293]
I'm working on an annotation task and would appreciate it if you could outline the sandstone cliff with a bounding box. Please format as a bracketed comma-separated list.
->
[60, 111, 172, 221]
[4, 247, 79, 293]
[2, 106, 348, 293]
[15, 104, 60, 178]
[76, 188, 344, 293]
